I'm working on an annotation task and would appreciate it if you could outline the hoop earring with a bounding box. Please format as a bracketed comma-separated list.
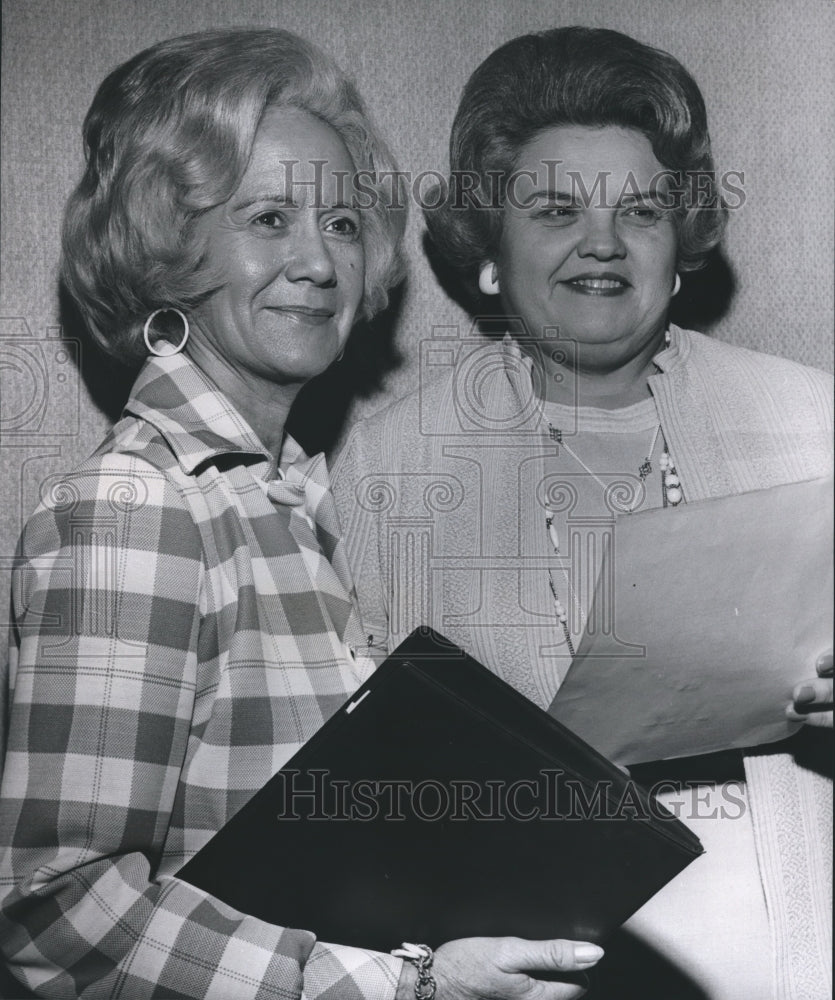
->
[143, 308, 190, 356]
[479, 262, 500, 296]
[672, 273, 681, 297]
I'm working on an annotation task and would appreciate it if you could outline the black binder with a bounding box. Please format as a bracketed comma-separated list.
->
[178, 628, 703, 949]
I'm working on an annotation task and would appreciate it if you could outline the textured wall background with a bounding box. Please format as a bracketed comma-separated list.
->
[1, 0, 833, 669]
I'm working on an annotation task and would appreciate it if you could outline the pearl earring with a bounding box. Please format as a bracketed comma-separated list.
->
[672, 273, 681, 297]
[478, 262, 500, 296]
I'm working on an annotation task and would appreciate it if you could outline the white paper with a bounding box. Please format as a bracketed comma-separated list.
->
[549, 477, 833, 764]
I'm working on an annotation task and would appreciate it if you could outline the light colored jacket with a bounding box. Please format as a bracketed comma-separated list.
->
[334, 325, 833, 1000]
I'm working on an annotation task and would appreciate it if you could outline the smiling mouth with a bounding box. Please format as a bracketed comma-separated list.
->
[563, 275, 630, 296]
[268, 306, 336, 325]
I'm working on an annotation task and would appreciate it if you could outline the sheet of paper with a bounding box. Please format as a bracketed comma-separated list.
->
[549, 476, 833, 765]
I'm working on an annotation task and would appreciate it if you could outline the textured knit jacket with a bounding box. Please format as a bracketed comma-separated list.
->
[333, 325, 834, 1000]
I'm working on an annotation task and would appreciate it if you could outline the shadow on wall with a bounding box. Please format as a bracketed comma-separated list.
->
[58, 282, 407, 457]
[669, 251, 736, 331]
[58, 284, 138, 425]
[287, 282, 407, 455]
[423, 231, 737, 335]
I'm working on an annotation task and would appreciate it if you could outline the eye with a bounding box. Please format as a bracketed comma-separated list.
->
[621, 205, 664, 226]
[252, 211, 287, 230]
[323, 214, 360, 239]
[536, 205, 581, 226]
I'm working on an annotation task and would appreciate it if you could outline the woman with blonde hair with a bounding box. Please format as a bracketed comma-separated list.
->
[0, 28, 601, 1000]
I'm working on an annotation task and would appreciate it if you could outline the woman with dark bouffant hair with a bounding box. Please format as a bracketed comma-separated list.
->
[426, 26, 727, 295]
[0, 28, 602, 1000]
[335, 26, 832, 999]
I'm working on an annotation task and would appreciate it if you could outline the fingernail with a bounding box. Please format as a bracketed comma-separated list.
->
[816, 652, 833, 675]
[794, 685, 816, 705]
[574, 943, 604, 963]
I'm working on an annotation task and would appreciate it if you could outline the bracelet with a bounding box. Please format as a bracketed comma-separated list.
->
[391, 942, 437, 1000]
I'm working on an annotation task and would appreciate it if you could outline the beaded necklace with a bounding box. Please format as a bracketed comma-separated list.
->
[544, 420, 683, 654]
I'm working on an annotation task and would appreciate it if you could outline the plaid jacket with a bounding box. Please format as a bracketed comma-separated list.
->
[0, 353, 402, 1000]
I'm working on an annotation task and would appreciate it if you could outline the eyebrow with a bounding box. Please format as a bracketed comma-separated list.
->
[526, 188, 668, 206]
[231, 193, 297, 212]
[526, 190, 575, 202]
[617, 190, 666, 202]
[230, 193, 358, 212]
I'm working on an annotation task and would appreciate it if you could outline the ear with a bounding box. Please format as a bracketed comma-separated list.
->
[478, 261, 500, 296]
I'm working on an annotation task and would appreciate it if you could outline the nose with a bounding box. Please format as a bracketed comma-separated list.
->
[576, 211, 627, 261]
[284, 223, 337, 286]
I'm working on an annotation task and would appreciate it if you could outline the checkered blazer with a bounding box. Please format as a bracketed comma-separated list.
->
[0, 353, 402, 999]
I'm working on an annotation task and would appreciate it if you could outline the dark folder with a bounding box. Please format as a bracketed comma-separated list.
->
[178, 628, 703, 950]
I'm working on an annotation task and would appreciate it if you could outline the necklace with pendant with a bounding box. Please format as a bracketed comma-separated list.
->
[545, 420, 684, 654]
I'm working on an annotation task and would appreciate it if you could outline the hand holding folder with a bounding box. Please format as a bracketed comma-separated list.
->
[179, 628, 702, 951]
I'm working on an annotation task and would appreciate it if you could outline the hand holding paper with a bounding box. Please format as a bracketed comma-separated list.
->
[787, 650, 834, 728]
[549, 477, 834, 764]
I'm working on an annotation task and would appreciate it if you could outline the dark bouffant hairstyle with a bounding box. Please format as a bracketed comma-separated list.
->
[426, 26, 727, 293]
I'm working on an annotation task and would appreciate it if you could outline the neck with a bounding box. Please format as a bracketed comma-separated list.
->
[184, 341, 301, 465]
[536, 332, 666, 410]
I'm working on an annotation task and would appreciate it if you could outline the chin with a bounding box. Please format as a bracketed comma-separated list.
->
[272, 342, 344, 380]
[571, 334, 644, 366]
[562, 325, 635, 348]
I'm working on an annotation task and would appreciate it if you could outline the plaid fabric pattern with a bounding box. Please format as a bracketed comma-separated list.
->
[0, 353, 400, 999]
